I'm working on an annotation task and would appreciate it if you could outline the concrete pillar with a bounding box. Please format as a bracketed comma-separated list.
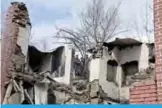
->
[1, 2, 31, 103]
[138, 44, 149, 71]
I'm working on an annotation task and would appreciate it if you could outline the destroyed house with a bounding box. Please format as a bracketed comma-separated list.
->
[28, 45, 74, 85]
[2, 1, 161, 104]
[88, 38, 155, 102]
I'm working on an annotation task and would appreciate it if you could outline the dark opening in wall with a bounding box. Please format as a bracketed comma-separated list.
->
[121, 61, 138, 86]
[148, 43, 155, 63]
[149, 58, 155, 63]
[28, 46, 66, 77]
[107, 60, 118, 82]
[28, 46, 45, 72]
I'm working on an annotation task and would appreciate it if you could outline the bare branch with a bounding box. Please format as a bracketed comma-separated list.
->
[55, 0, 126, 57]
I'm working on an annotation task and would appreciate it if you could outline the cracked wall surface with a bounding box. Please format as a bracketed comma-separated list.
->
[1, 2, 31, 103]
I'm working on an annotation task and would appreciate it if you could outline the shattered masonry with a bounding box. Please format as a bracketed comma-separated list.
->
[88, 38, 156, 103]
[1, 0, 162, 104]
[1, 2, 31, 103]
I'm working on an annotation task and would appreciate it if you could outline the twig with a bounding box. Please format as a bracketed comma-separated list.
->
[19, 81, 24, 103]
[24, 89, 34, 104]
[2, 83, 13, 104]
[13, 80, 21, 92]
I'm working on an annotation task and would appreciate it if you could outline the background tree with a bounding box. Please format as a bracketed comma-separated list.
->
[55, 0, 127, 58]
[132, 0, 154, 43]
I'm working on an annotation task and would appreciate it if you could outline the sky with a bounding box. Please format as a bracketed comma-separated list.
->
[1, 0, 153, 51]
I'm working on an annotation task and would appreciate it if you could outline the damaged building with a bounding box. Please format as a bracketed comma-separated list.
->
[88, 38, 156, 103]
[1, 1, 162, 104]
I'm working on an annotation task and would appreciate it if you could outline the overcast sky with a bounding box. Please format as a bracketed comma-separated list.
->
[1, 0, 153, 51]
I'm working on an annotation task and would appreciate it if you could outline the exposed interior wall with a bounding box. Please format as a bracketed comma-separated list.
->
[107, 60, 118, 82]
[99, 58, 120, 100]
[39, 54, 52, 72]
[52, 46, 65, 77]
[17, 25, 31, 57]
[121, 61, 138, 86]
[34, 83, 48, 104]
[118, 45, 141, 65]
[54, 46, 73, 85]
[89, 59, 102, 82]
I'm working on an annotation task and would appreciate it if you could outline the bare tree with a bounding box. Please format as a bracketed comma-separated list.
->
[133, 0, 154, 43]
[55, 0, 127, 58]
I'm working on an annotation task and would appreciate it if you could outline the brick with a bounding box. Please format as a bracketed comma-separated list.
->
[130, 85, 156, 91]
[130, 89, 157, 95]
[154, 0, 162, 104]
[1, 2, 30, 103]
[133, 80, 156, 87]
[156, 74, 162, 80]
[130, 93, 157, 99]
[142, 101, 157, 104]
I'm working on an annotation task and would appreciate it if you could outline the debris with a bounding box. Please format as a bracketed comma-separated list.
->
[2, 83, 13, 104]
[90, 80, 99, 98]
[8, 93, 21, 104]
[24, 89, 34, 104]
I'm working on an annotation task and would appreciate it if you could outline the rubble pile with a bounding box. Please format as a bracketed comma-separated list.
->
[47, 79, 121, 104]
[125, 64, 155, 86]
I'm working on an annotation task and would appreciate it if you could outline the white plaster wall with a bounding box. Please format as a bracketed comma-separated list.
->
[115, 66, 123, 87]
[89, 47, 109, 82]
[99, 58, 120, 100]
[54, 46, 72, 85]
[118, 45, 141, 65]
[39, 54, 52, 72]
[102, 47, 109, 58]
[138, 44, 149, 71]
[17, 25, 31, 56]
[111, 47, 119, 62]
[120, 87, 130, 101]
[34, 83, 48, 104]
[89, 59, 101, 82]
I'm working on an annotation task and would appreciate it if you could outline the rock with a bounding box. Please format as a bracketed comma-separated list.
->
[76, 82, 87, 91]
[8, 93, 21, 104]
[90, 80, 99, 98]
[54, 91, 66, 104]
[91, 98, 99, 104]
[65, 99, 78, 104]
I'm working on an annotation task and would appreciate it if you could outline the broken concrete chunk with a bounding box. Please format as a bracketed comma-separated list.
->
[34, 83, 48, 104]
[54, 91, 66, 104]
[91, 98, 99, 104]
[8, 93, 21, 104]
[90, 80, 99, 98]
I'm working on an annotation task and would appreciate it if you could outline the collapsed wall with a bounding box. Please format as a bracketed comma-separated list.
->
[1, 2, 31, 103]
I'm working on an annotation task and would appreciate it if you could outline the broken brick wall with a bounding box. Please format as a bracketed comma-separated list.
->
[1, 2, 31, 103]
[130, 0, 162, 104]
[130, 80, 157, 104]
[154, 0, 162, 103]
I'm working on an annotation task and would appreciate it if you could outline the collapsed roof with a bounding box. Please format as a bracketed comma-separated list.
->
[103, 38, 142, 47]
